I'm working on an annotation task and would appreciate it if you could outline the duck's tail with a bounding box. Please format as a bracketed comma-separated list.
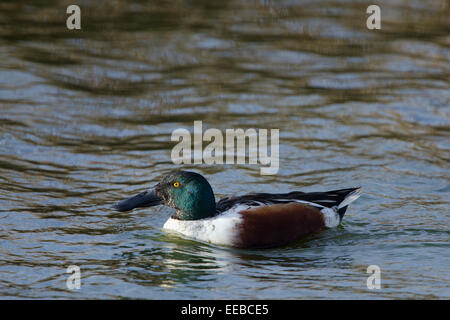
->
[336, 187, 362, 220]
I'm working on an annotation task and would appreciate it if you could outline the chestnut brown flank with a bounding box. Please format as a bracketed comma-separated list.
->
[236, 202, 325, 248]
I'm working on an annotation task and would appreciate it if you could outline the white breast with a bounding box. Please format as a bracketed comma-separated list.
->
[162, 206, 249, 246]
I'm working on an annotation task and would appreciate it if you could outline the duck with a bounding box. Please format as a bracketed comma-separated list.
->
[113, 171, 361, 248]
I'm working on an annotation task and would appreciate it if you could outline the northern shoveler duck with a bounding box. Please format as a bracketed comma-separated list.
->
[113, 171, 361, 248]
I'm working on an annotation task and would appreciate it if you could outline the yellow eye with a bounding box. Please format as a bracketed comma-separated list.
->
[173, 182, 180, 188]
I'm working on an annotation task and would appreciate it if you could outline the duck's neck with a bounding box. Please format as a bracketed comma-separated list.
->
[172, 190, 216, 220]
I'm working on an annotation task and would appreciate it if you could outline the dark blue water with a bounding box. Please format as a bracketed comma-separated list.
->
[0, 0, 449, 299]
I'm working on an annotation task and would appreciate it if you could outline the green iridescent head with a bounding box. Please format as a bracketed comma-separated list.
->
[113, 171, 216, 220]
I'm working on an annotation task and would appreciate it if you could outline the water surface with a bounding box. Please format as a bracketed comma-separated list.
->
[0, 0, 449, 299]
